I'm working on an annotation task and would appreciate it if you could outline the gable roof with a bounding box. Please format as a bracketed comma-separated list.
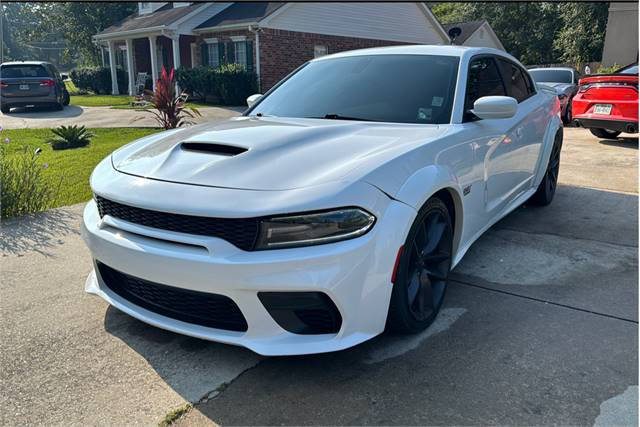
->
[96, 3, 203, 37]
[195, 2, 285, 30]
[442, 20, 485, 44]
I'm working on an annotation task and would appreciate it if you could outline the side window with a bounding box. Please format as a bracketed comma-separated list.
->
[464, 57, 506, 113]
[498, 59, 532, 103]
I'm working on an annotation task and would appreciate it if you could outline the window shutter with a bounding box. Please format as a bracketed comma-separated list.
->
[218, 44, 224, 67]
[200, 43, 209, 67]
[226, 42, 235, 64]
[246, 41, 253, 72]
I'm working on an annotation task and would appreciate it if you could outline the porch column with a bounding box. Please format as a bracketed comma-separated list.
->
[125, 39, 135, 96]
[107, 40, 119, 95]
[148, 35, 158, 92]
[171, 35, 181, 93]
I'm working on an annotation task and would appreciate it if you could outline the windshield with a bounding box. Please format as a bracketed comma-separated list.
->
[618, 64, 638, 74]
[529, 69, 573, 84]
[249, 54, 460, 124]
[1, 65, 49, 78]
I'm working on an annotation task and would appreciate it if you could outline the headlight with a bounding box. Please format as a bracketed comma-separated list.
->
[255, 208, 376, 249]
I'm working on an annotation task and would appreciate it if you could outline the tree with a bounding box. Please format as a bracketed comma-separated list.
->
[430, 2, 609, 67]
[553, 3, 609, 66]
[1, 3, 135, 66]
[58, 3, 136, 66]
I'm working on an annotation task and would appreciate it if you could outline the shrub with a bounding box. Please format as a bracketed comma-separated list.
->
[596, 63, 620, 74]
[175, 64, 257, 106]
[48, 125, 94, 150]
[215, 64, 258, 106]
[176, 66, 216, 100]
[0, 133, 59, 219]
[146, 66, 201, 129]
[70, 67, 127, 94]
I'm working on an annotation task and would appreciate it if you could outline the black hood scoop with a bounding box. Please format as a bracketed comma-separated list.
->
[181, 142, 247, 156]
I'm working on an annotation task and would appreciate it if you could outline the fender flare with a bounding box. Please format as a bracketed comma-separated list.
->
[392, 165, 465, 257]
[533, 116, 563, 188]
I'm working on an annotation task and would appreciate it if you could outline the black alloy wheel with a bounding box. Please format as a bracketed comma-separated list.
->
[530, 130, 562, 206]
[387, 197, 453, 333]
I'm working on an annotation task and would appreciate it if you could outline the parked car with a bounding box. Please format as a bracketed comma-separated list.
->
[572, 62, 638, 138]
[529, 67, 580, 124]
[82, 46, 562, 355]
[0, 61, 70, 114]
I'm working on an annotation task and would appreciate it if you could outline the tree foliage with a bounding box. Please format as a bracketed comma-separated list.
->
[430, 2, 610, 66]
[1, 2, 135, 66]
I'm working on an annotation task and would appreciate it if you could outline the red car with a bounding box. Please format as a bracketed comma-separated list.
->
[572, 63, 638, 138]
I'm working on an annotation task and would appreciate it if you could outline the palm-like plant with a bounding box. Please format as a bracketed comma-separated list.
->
[146, 66, 201, 129]
[49, 125, 94, 150]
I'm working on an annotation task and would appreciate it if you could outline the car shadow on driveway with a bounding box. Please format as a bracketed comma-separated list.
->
[99, 183, 637, 426]
[598, 136, 638, 149]
[3, 105, 83, 118]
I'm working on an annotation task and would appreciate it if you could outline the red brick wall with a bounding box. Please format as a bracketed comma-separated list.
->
[258, 28, 409, 91]
[134, 38, 150, 74]
[180, 35, 197, 68]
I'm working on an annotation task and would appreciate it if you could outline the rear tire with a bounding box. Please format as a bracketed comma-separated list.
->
[62, 90, 70, 106]
[53, 102, 64, 111]
[0, 104, 9, 114]
[530, 130, 562, 206]
[590, 128, 621, 139]
[386, 197, 453, 333]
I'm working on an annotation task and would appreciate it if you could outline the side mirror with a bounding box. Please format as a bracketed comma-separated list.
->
[246, 93, 262, 108]
[470, 96, 517, 120]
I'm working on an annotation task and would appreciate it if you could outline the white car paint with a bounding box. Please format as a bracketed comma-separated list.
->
[82, 45, 562, 355]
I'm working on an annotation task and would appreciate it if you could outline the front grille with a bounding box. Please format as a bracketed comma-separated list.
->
[97, 262, 248, 332]
[95, 196, 259, 250]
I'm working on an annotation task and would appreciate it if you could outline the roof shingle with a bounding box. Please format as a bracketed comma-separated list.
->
[195, 2, 285, 30]
[96, 4, 202, 37]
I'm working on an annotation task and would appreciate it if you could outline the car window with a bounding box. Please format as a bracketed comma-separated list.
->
[0, 65, 49, 78]
[464, 57, 506, 113]
[498, 60, 531, 103]
[529, 69, 573, 84]
[250, 54, 460, 124]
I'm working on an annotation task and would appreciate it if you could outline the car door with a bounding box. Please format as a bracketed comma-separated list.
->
[496, 59, 546, 196]
[461, 55, 524, 219]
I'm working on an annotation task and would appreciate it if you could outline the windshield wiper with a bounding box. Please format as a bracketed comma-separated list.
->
[307, 114, 375, 122]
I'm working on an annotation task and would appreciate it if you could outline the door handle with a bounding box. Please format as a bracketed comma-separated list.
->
[516, 127, 524, 138]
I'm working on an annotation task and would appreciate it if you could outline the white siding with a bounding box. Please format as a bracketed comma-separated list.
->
[463, 23, 503, 50]
[175, 3, 232, 33]
[261, 3, 448, 44]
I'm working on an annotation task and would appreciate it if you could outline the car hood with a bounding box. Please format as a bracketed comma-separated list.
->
[537, 82, 574, 95]
[112, 116, 449, 191]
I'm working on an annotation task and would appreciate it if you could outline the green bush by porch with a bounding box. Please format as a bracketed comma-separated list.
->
[176, 64, 258, 106]
[70, 67, 128, 95]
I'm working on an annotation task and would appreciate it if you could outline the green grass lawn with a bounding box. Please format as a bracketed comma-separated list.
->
[2, 128, 161, 209]
[70, 94, 134, 107]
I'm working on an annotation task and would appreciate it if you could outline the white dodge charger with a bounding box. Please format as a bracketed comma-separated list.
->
[82, 45, 562, 355]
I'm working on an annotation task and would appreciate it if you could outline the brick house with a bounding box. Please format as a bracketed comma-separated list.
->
[93, 2, 501, 96]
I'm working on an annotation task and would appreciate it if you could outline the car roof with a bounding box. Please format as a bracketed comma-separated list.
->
[1, 61, 53, 66]
[529, 67, 576, 72]
[312, 44, 520, 65]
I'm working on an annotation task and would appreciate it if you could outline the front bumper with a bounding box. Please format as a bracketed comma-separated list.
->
[82, 182, 415, 355]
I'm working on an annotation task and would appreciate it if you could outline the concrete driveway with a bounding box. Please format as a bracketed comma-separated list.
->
[1, 128, 637, 426]
[0, 105, 243, 129]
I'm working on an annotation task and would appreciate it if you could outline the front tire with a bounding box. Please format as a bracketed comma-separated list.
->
[386, 197, 453, 333]
[590, 128, 621, 139]
[530, 130, 562, 206]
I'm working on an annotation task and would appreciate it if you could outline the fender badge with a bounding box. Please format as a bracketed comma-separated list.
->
[463, 185, 471, 196]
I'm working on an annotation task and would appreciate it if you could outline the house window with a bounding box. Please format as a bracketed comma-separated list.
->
[234, 41, 247, 70]
[314, 45, 328, 58]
